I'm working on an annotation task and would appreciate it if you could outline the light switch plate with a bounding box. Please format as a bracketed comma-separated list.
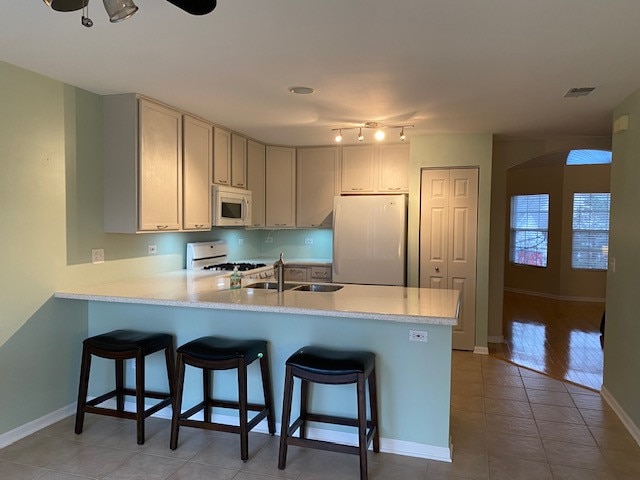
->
[91, 248, 104, 264]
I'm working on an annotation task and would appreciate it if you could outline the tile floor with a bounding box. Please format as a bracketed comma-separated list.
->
[1, 351, 639, 479]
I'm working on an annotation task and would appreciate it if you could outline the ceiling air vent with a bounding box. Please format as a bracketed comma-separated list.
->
[564, 87, 596, 98]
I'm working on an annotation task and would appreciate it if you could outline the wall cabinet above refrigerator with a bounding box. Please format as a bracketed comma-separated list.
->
[339, 143, 409, 194]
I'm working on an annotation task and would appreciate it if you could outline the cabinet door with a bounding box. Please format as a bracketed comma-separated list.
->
[138, 98, 182, 231]
[247, 140, 266, 227]
[285, 267, 307, 282]
[231, 134, 247, 188]
[378, 143, 409, 192]
[183, 115, 212, 230]
[213, 127, 231, 185]
[340, 145, 376, 193]
[265, 146, 296, 228]
[297, 147, 338, 227]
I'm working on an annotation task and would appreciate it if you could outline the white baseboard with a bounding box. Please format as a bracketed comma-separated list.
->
[600, 387, 640, 447]
[504, 287, 605, 303]
[0, 403, 76, 449]
[473, 346, 489, 355]
[487, 335, 504, 344]
[0, 400, 452, 462]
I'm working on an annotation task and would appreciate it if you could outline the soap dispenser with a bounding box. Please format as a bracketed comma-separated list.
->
[230, 265, 242, 289]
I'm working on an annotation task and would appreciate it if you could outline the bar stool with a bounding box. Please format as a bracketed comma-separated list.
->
[75, 329, 176, 445]
[278, 345, 379, 480]
[170, 336, 276, 461]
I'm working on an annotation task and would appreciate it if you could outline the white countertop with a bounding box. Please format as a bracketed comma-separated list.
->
[54, 270, 459, 326]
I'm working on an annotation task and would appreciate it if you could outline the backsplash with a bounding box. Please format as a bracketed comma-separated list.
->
[208, 228, 333, 262]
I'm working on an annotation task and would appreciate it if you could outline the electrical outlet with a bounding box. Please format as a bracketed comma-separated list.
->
[265, 236, 273, 243]
[238, 238, 244, 245]
[409, 330, 428, 342]
[91, 248, 104, 264]
[305, 237, 313, 245]
[148, 245, 157, 254]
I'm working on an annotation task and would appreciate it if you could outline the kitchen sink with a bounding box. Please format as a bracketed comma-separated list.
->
[293, 284, 344, 292]
[243, 282, 299, 290]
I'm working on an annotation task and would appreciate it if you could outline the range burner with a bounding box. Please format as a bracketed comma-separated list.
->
[205, 262, 267, 272]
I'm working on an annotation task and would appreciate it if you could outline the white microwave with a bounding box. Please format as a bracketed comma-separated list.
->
[212, 185, 252, 227]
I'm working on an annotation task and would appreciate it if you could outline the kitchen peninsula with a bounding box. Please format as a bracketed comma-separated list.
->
[55, 271, 459, 461]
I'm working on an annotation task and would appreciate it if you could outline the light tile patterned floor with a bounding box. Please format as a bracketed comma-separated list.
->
[1, 351, 639, 479]
[491, 291, 605, 391]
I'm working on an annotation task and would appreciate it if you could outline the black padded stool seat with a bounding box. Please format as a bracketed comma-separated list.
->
[170, 336, 276, 462]
[278, 346, 379, 480]
[75, 329, 176, 445]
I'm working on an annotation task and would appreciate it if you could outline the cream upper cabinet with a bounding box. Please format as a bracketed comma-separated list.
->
[265, 146, 296, 228]
[182, 115, 212, 230]
[297, 147, 339, 228]
[378, 143, 409, 192]
[339, 143, 409, 194]
[340, 145, 376, 193]
[231, 134, 247, 188]
[138, 99, 183, 231]
[104, 94, 183, 233]
[213, 127, 231, 186]
[247, 139, 266, 227]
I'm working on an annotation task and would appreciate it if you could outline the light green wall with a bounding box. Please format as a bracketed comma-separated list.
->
[408, 135, 493, 349]
[605, 89, 640, 428]
[0, 61, 332, 437]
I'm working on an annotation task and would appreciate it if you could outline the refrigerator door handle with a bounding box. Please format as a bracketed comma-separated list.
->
[333, 203, 340, 275]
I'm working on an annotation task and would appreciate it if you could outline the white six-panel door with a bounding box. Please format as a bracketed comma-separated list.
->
[420, 168, 479, 350]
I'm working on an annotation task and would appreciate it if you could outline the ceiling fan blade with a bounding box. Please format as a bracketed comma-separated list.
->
[165, 0, 217, 15]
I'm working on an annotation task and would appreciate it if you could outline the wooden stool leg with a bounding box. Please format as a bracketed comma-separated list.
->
[164, 344, 176, 404]
[203, 368, 212, 423]
[135, 351, 146, 445]
[299, 378, 309, 439]
[75, 345, 91, 435]
[368, 368, 380, 452]
[357, 373, 369, 480]
[115, 359, 125, 412]
[259, 353, 276, 435]
[278, 365, 295, 470]
[238, 358, 249, 462]
[170, 353, 185, 450]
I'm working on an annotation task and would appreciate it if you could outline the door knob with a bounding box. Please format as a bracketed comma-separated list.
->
[435, 266, 440, 272]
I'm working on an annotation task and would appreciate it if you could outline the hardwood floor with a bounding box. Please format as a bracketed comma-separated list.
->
[489, 291, 605, 391]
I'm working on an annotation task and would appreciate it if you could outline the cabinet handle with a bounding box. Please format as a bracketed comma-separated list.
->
[388, 187, 402, 191]
[350, 188, 364, 191]
[218, 180, 228, 184]
[156, 225, 169, 230]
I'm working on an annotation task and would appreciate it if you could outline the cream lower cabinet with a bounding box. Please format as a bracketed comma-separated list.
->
[297, 147, 339, 228]
[265, 146, 296, 228]
[104, 95, 183, 233]
[339, 143, 409, 194]
[182, 115, 212, 230]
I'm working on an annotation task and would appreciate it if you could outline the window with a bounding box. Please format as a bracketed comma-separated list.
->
[572, 193, 610, 270]
[566, 149, 612, 165]
[510, 194, 549, 267]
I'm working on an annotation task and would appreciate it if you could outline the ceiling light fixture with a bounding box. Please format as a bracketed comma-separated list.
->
[332, 123, 414, 143]
[43, 0, 216, 27]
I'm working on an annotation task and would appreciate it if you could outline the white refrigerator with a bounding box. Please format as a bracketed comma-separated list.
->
[332, 195, 407, 286]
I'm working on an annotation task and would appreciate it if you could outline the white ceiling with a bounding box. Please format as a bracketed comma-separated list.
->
[2, 1, 640, 146]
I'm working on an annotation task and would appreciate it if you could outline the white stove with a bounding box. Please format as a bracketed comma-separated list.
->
[186, 241, 275, 280]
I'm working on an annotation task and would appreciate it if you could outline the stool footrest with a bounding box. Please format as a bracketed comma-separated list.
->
[287, 415, 377, 450]
[286, 436, 364, 456]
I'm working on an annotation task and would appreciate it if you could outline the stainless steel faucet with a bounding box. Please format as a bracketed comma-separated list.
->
[274, 253, 285, 292]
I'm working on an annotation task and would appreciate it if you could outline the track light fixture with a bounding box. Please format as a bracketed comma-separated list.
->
[332, 123, 413, 143]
